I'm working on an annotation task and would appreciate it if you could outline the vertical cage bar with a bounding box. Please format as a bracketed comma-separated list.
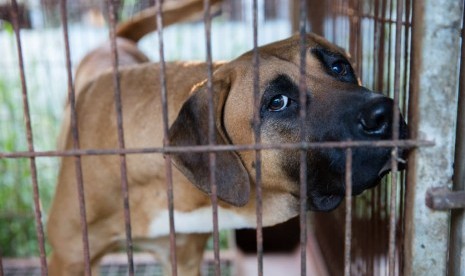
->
[298, 0, 308, 275]
[203, 1, 221, 275]
[388, 0, 403, 274]
[386, 0, 394, 96]
[372, 4, 383, 274]
[405, 0, 462, 274]
[331, 0, 337, 42]
[383, 10, 394, 267]
[343, 148, 352, 276]
[376, 0, 387, 93]
[402, 0, 412, 112]
[448, 0, 465, 274]
[155, 1, 178, 275]
[382, 4, 394, 273]
[0, 250, 3, 276]
[399, 1, 412, 273]
[59, 0, 92, 274]
[106, 1, 135, 274]
[356, 0, 362, 80]
[10, 1, 48, 274]
[348, 0, 362, 78]
[251, 0, 264, 275]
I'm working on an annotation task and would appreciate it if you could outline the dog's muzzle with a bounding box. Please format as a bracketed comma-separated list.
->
[307, 94, 409, 212]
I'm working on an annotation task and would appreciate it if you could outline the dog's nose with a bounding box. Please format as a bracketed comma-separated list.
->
[358, 97, 394, 138]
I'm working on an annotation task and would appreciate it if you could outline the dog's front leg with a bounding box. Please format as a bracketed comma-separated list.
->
[143, 233, 210, 276]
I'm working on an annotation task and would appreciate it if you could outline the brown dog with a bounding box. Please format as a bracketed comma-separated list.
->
[47, 3, 407, 275]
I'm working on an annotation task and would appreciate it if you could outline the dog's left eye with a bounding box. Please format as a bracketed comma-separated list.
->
[331, 61, 347, 76]
[268, 95, 290, 112]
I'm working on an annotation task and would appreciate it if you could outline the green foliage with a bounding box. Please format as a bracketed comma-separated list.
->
[3, 21, 14, 36]
[0, 72, 57, 257]
[206, 230, 231, 250]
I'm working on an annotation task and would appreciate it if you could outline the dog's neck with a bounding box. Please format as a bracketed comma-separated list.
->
[147, 191, 298, 238]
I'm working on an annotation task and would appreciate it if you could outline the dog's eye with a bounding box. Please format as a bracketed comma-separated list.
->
[268, 95, 290, 112]
[331, 61, 347, 76]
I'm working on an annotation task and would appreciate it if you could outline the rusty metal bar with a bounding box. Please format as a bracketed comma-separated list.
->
[332, 9, 411, 26]
[426, 187, 465, 210]
[251, 0, 263, 275]
[388, 0, 404, 274]
[346, 0, 360, 271]
[404, 0, 462, 274]
[0, 139, 434, 159]
[375, 0, 388, 93]
[343, 148, 353, 276]
[331, 0, 337, 43]
[373, 0, 380, 93]
[202, 1, 221, 275]
[59, 0, 91, 274]
[298, 0, 308, 275]
[349, 0, 362, 78]
[10, 1, 48, 274]
[402, 0, 412, 112]
[106, 1, 135, 274]
[448, 1, 465, 274]
[382, 4, 393, 254]
[386, 0, 394, 97]
[339, 0, 345, 47]
[372, 3, 383, 274]
[399, 0, 412, 273]
[154, 1, 178, 275]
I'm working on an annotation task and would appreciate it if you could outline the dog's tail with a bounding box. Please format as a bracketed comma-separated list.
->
[116, 0, 223, 42]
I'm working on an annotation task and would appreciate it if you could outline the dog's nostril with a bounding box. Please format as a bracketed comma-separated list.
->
[360, 109, 388, 132]
[359, 97, 393, 136]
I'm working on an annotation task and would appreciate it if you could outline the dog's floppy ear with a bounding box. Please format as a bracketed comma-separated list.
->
[168, 76, 251, 207]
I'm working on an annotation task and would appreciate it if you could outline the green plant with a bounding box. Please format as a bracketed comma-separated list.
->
[0, 66, 58, 257]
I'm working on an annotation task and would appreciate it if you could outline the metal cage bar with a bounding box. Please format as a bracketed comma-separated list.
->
[154, 0, 178, 275]
[307, 0, 417, 274]
[449, 1, 465, 274]
[388, 0, 404, 274]
[2, 0, 460, 275]
[0, 140, 431, 160]
[58, 0, 92, 274]
[251, 0, 264, 275]
[298, 1, 309, 275]
[202, 1, 221, 275]
[405, 0, 463, 275]
[107, 0, 135, 274]
[10, 1, 48, 274]
[344, 148, 353, 276]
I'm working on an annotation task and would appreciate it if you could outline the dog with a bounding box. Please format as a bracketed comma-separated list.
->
[47, 2, 408, 275]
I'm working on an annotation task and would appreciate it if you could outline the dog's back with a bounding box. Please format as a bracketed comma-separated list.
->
[49, 2, 223, 275]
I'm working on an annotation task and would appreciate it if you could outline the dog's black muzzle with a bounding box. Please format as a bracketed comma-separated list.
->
[307, 92, 409, 212]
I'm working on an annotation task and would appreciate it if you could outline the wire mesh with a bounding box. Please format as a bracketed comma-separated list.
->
[310, 0, 413, 275]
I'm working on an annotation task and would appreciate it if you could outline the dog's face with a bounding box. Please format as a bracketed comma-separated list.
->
[169, 34, 408, 212]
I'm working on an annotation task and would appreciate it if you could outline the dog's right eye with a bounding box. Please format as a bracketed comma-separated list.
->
[268, 95, 290, 112]
[331, 61, 348, 76]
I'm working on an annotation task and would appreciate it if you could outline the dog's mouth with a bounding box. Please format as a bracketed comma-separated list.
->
[308, 192, 344, 212]
[378, 153, 408, 178]
[308, 154, 408, 212]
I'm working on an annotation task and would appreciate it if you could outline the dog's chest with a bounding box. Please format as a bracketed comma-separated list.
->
[148, 207, 255, 238]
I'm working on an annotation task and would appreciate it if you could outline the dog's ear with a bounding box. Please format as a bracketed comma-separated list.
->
[168, 76, 251, 207]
